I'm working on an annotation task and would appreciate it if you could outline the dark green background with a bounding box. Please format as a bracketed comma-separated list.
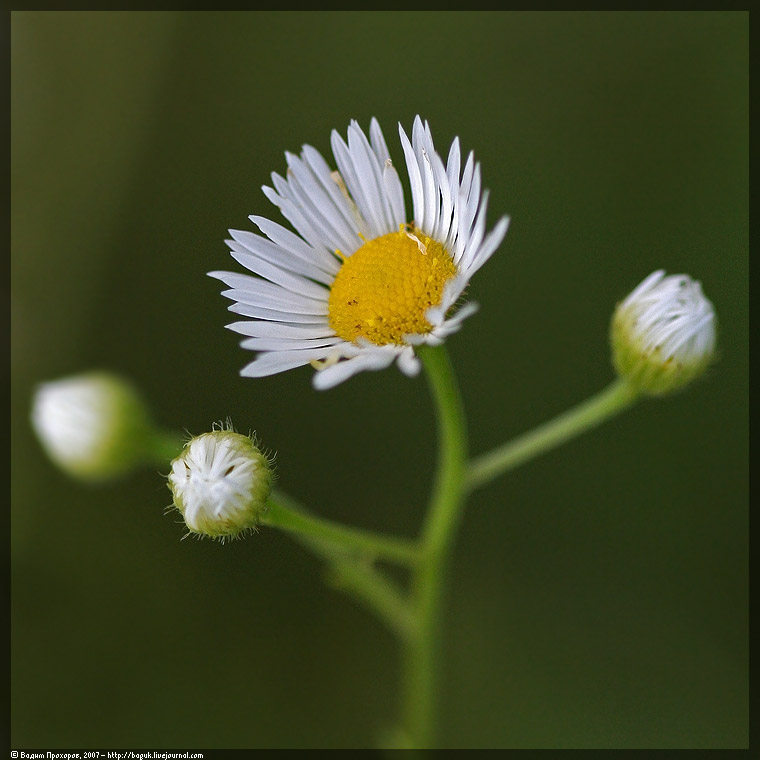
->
[11, 11, 748, 749]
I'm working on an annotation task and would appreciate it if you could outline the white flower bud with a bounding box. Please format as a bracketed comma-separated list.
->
[167, 428, 273, 540]
[610, 270, 716, 395]
[30, 371, 155, 481]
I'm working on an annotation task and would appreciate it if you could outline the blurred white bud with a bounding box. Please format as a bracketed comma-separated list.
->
[31, 371, 155, 481]
[167, 427, 274, 540]
[610, 270, 716, 396]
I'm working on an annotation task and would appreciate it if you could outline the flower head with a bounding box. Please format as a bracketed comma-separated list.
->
[611, 270, 716, 395]
[167, 427, 273, 540]
[30, 371, 154, 481]
[210, 116, 510, 389]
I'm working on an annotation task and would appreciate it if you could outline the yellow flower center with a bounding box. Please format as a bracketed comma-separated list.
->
[328, 227, 457, 345]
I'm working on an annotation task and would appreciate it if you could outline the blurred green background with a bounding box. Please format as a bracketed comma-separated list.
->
[11, 11, 747, 749]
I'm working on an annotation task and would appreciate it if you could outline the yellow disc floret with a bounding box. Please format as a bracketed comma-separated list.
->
[328, 227, 457, 345]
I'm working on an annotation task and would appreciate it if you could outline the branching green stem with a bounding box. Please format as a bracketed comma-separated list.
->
[262, 491, 419, 566]
[232, 365, 640, 749]
[326, 558, 417, 639]
[264, 517, 415, 640]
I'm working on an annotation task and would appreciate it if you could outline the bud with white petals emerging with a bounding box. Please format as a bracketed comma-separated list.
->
[610, 270, 716, 396]
[31, 371, 156, 481]
[167, 427, 274, 540]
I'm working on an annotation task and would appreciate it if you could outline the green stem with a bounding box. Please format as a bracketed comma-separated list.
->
[402, 345, 469, 748]
[466, 378, 639, 492]
[264, 507, 415, 639]
[326, 558, 417, 639]
[262, 491, 419, 567]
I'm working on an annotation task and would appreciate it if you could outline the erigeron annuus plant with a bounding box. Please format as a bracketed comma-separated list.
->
[30, 116, 717, 750]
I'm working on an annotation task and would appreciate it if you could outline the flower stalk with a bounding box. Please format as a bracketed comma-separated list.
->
[262, 491, 419, 566]
[402, 345, 469, 748]
[466, 378, 640, 492]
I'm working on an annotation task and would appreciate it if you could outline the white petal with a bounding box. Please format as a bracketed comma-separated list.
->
[435, 302, 479, 336]
[227, 237, 329, 300]
[445, 138, 462, 249]
[347, 121, 394, 236]
[382, 160, 406, 227]
[241, 346, 344, 378]
[426, 304, 445, 327]
[453, 153, 477, 261]
[402, 332, 430, 346]
[399, 123, 424, 228]
[220, 287, 327, 315]
[455, 162, 482, 263]
[466, 215, 510, 276]
[369, 117, 391, 163]
[240, 336, 343, 351]
[412, 117, 438, 237]
[300, 145, 359, 228]
[397, 348, 421, 377]
[228, 227, 332, 284]
[622, 269, 666, 307]
[227, 303, 329, 323]
[330, 129, 372, 238]
[312, 349, 398, 390]
[459, 189, 489, 271]
[437, 271, 470, 313]
[248, 214, 340, 277]
[273, 166, 352, 253]
[263, 185, 349, 255]
[430, 140, 452, 243]
[284, 151, 358, 251]
[418, 333, 445, 347]
[226, 321, 333, 339]
[209, 272, 327, 314]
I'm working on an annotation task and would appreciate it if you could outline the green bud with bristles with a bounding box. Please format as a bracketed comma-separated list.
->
[167, 425, 274, 541]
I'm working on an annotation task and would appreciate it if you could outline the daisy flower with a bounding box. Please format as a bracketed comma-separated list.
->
[210, 116, 510, 390]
